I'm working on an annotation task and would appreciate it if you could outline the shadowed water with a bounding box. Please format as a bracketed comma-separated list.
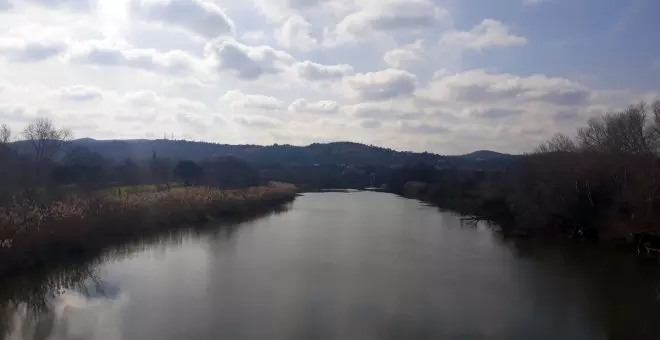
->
[2, 191, 660, 340]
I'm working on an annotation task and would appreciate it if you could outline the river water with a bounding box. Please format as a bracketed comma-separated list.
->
[2, 191, 660, 340]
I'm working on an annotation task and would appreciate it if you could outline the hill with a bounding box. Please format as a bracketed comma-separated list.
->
[46, 139, 517, 168]
[10, 138, 519, 173]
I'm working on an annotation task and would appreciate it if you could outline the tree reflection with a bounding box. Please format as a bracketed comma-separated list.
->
[0, 203, 292, 339]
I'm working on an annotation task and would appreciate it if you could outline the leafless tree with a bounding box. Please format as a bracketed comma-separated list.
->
[577, 102, 652, 155]
[0, 124, 11, 145]
[23, 118, 72, 163]
[534, 133, 578, 153]
[646, 100, 660, 153]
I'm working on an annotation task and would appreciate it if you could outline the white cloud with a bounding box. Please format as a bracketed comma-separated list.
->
[347, 101, 421, 120]
[0, 0, 13, 11]
[293, 60, 354, 81]
[360, 119, 381, 129]
[250, 0, 350, 22]
[275, 14, 318, 51]
[325, 0, 448, 46]
[130, 0, 235, 39]
[342, 68, 417, 101]
[204, 37, 294, 79]
[25, 0, 97, 11]
[288, 98, 339, 114]
[399, 121, 450, 134]
[441, 19, 527, 51]
[383, 39, 423, 68]
[68, 40, 203, 76]
[241, 31, 267, 44]
[58, 85, 104, 101]
[0, 36, 68, 62]
[417, 69, 591, 106]
[233, 115, 281, 128]
[222, 90, 285, 110]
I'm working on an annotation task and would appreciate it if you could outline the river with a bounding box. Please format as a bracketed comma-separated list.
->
[2, 191, 660, 340]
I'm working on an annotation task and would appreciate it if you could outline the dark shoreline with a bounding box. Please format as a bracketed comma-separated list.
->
[0, 184, 297, 278]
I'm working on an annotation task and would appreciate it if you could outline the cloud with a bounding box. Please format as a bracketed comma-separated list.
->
[25, 0, 96, 11]
[326, 0, 448, 46]
[383, 39, 423, 68]
[417, 69, 591, 106]
[441, 19, 527, 51]
[122, 90, 206, 112]
[347, 102, 420, 120]
[68, 40, 202, 76]
[131, 0, 235, 39]
[468, 107, 523, 119]
[0, 106, 28, 122]
[288, 98, 339, 114]
[275, 14, 318, 51]
[293, 60, 354, 81]
[122, 90, 159, 106]
[59, 85, 104, 102]
[400, 121, 449, 134]
[342, 68, 417, 101]
[250, 0, 340, 22]
[0, 0, 13, 11]
[222, 90, 285, 110]
[0, 37, 67, 62]
[360, 119, 381, 129]
[233, 115, 281, 128]
[241, 31, 267, 44]
[204, 38, 294, 79]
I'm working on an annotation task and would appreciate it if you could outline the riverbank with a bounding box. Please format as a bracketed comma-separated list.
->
[0, 182, 297, 276]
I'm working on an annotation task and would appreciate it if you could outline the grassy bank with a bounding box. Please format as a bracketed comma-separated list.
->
[0, 182, 297, 276]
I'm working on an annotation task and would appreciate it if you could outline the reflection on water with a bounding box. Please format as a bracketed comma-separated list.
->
[1, 192, 660, 340]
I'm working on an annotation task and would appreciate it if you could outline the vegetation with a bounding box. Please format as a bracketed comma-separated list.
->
[0, 118, 297, 276]
[0, 183, 296, 276]
[387, 101, 660, 245]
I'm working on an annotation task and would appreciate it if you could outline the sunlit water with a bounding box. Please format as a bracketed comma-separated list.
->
[2, 192, 660, 340]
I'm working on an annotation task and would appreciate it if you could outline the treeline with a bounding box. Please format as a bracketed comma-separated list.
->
[0, 118, 260, 205]
[388, 101, 660, 240]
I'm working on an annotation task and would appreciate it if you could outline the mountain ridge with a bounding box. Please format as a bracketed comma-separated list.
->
[11, 138, 519, 169]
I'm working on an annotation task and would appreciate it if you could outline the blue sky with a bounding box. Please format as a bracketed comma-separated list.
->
[456, 0, 659, 90]
[0, 0, 658, 154]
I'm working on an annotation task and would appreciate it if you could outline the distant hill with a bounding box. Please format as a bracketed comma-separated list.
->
[11, 138, 518, 170]
[459, 150, 519, 161]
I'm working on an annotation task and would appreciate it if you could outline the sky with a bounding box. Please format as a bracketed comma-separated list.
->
[0, 0, 658, 154]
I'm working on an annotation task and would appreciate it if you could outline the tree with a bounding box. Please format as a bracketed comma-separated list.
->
[534, 133, 578, 153]
[23, 117, 72, 163]
[0, 124, 11, 145]
[201, 157, 260, 189]
[150, 151, 172, 186]
[174, 160, 203, 186]
[577, 103, 652, 155]
[0, 124, 16, 203]
[64, 146, 105, 167]
[60, 146, 107, 189]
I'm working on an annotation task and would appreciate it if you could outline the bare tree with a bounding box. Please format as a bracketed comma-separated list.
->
[577, 102, 652, 155]
[23, 118, 72, 163]
[0, 124, 11, 145]
[534, 133, 578, 153]
[646, 100, 660, 153]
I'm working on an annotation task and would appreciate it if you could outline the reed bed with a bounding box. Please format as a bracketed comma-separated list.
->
[0, 182, 297, 276]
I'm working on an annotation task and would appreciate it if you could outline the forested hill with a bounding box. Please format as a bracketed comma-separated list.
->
[35, 138, 516, 169]
[10, 138, 517, 169]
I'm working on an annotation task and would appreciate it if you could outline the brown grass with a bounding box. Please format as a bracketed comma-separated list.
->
[0, 182, 297, 276]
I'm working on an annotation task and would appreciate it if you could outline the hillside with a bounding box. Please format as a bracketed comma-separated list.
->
[10, 138, 519, 172]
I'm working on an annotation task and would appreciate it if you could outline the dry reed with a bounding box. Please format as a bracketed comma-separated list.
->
[0, 182, 297, 276]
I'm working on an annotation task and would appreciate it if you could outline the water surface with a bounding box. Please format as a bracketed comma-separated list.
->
[3, 191, 660, 340]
